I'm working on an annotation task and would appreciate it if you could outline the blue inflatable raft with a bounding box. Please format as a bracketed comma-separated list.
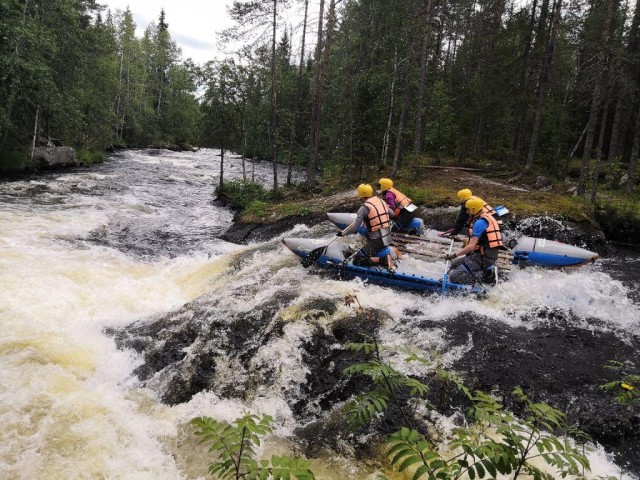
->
[282, 237, 486, 295]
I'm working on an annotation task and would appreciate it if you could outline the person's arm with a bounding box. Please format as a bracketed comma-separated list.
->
[384, 191, 397, 210]
[342, 205, 368, 235]
[450, 205, 468, 235]
[447, 218, 487, 259]
[453, 236, 479, 258]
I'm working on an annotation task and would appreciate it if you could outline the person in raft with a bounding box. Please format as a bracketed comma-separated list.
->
[378, 177, 418, 231]
[443, 188, 497, 237]
[444, 196, 504, 285]
[337, 183, 393, 267]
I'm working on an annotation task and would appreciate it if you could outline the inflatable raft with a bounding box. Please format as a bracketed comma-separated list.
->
[282, 237, 486, 295]
[326, 212, 600, 268]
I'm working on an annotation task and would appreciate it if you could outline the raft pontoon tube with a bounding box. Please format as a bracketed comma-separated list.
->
[326, 212, 600, 268]
[282, 237, 485, 295]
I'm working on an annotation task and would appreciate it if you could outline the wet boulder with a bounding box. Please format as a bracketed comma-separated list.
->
[31, 146, 77, 168]
[426, 310, 640, 473]
[510, 216, 607, 251]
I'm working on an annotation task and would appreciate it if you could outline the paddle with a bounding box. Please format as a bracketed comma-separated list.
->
[301, 223, 354, 268]
[341, 247, 360, 266]
[441, 238, 455, 297]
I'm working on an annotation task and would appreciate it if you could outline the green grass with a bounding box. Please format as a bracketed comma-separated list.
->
[235, 156, 638, 230]
[77, 149, 105, 165]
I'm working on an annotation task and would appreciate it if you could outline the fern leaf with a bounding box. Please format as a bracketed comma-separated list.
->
[398, 455, 423, 472]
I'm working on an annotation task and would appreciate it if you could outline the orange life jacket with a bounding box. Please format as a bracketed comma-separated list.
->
[365, 197, 391, 232]
[388, 187, 413, 209]
[468, 212, 503, 254]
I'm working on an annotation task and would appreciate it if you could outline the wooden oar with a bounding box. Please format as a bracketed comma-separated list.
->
[392, 231, 463, 245]
[396, 243, 514, 271]
[399, 249, 513, 271]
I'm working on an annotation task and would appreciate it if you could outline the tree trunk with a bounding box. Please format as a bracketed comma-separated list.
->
[287, 0, 308, 186]
[424, 9, 445, 121]
[413, 0, 436, 155]
[517, 0, 550, 160]
[578, 0, 616, 195]
[381, 48, 399, 166]
[473, 112, 484, 156]
[30, 104, 41, 163]
[628, 105, 640, 193]
[241, 108, 247, 182]
[512, 0, 538, 157]
[307, 0, 336, 187]
[219, 147, 225, 191]
[270, 0, 279, 193]
[562, 122, 588, 181]
[115, 47, 124, 142]
[607, 92, 626, 162]
[393, 0, 422, 173]
[590, 103, 609, 204]
[524, 0, 562, 173]
[307, 0, 326, 187]
[554, 79, 571, 173]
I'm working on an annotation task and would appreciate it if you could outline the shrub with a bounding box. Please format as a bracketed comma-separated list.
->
[245, 200, 268, 218]
[191, 414, 315, 480]
[0, 149, 28, 174]
[218, 180, 269, 210]
[77, 149, 105, 165]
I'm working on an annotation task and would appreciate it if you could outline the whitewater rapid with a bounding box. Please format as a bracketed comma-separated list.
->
[0, 149, 637, 479]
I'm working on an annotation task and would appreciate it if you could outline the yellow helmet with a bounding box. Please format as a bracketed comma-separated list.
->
[457, 188, 473, 202]
[378, 178, 393, 191]
[465, 197, 485, 215]
[357, 184, 373, 198]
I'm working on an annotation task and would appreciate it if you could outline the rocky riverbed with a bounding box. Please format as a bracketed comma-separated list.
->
[110, 203, 639, 477]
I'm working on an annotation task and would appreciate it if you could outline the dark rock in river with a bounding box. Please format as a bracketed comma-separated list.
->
[108, 280, 640, 475]
[509, 216, 607, 251]
[423, 310, 640, 475]
[221, 213, 328, 243]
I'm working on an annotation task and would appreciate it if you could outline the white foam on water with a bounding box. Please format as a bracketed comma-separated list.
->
[1, 151, 636, 479]
[0, 204, 239, 478]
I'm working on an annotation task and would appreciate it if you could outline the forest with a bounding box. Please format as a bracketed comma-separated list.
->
[1, 0, 639, 199]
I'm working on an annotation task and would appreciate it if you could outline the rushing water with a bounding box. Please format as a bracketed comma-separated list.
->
[1, 149, 638, 479]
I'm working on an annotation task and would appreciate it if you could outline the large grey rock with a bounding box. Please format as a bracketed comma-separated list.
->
[32, 146, 77, 168]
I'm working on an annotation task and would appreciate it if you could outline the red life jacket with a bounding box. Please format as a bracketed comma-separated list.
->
[468, 212, 503, 254]
[365, 197, 391, 232]
[388, 188, 413, 209]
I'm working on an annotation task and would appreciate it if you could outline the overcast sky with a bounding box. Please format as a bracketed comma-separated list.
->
[99, 0, 310, 66]
[99, 0, 235, 65]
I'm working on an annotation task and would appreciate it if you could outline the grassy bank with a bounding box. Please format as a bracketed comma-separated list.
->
[222, 155, 640, 244]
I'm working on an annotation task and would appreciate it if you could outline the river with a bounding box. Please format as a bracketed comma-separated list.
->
[0, 149, 638, 479]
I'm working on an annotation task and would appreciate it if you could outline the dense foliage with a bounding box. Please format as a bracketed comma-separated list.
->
[2, 0, 639, 196]
[0, 1, 200, 172]
[209, 0, 640, 195]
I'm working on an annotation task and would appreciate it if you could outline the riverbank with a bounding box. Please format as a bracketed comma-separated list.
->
[221, 167, 615, 249]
